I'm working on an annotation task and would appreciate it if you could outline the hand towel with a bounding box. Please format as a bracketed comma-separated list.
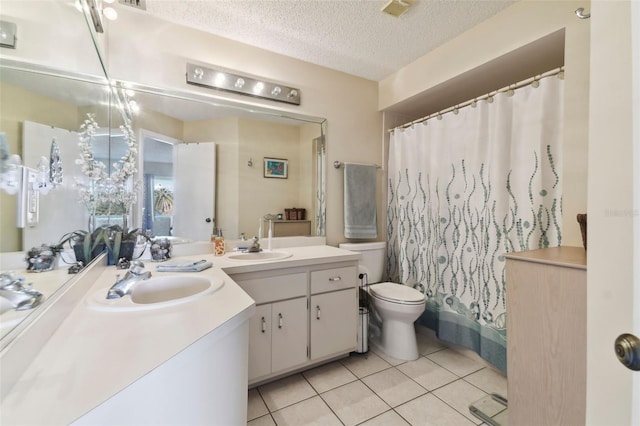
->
[156, 259, 213, 272]
[344, 162, 378, 238]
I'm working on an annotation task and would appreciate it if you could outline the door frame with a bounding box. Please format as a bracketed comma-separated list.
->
[586, 1, 639, 423]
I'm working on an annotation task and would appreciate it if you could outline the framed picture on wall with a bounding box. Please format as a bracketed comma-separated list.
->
[264, 157, 288, 179]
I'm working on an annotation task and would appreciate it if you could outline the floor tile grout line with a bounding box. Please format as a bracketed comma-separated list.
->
[423, 351, 485, 379]
[250, 346, 503, 425]
[430, 386, 489, 425]
[460, 369, 508, 398]
[315, 388, 348, 426]
[300, 369, 347, 426]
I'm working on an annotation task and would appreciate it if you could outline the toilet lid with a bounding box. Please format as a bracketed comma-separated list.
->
[369, 282, 425, 304]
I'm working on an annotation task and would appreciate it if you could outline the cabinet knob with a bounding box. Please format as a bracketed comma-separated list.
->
[329, 276, 341, 282]
[316, 305, 321, 320]
[261, 316, 266, 333]
[278, 313, 283, 329]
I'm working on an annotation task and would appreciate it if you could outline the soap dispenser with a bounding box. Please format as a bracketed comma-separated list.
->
[214, 229, 225, 256]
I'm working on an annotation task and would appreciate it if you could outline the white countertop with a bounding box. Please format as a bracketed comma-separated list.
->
[0, 245, 360, 425]
[0, 268, 73, 339]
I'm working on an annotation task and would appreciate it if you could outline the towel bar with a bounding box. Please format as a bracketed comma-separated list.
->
[333, 161, 381, 169]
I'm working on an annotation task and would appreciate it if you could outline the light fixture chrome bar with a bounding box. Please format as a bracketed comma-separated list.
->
[0, 20, 18, 49]
[86, 0, 104, 33]
[186, 63, 301, 106]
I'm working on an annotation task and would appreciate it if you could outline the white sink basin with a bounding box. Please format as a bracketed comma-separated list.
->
[86, 276, 224, 312]
[226, 251, 292, 262]
[130, 276, 211, 304]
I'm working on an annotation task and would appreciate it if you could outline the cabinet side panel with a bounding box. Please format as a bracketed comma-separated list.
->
[506, 258, 586, 425]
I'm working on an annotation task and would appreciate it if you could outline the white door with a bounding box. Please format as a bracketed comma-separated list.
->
[586, 1, 640, 424]
[248, 304, 272, 382]
[173, 142, 215, 241]
[310, 289, 358, 360]
[271, 297, 308, 373]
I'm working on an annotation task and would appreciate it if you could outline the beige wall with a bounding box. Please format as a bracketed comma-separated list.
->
[104, 9, 381, 246]
[379, 0, 590, 247]
[183, 117, 316, 240]
[238, 118, 304, 239]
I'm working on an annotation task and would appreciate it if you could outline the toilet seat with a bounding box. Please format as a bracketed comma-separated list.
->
[369, 282, 425, 305]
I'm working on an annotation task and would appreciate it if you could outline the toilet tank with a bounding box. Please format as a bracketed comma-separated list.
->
[339, 242, 386, 283]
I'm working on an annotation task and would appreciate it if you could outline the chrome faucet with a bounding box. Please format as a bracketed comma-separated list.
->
[247, 236, 262, 253]
[0, 272, 43, 311]
[106, 261, 152, 299]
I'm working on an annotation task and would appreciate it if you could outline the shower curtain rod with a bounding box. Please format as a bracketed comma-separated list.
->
[388, 66, 565, 132]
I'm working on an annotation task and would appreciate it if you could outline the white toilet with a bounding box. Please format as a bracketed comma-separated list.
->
[339, 242, 426, 361]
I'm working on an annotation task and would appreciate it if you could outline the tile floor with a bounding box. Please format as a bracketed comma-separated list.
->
[247, 333, 507, 426]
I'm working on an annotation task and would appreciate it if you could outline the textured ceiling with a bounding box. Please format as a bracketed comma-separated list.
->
[144, 0, 517, 82]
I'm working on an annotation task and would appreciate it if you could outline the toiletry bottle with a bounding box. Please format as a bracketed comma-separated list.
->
[214, 229, 225, 256]
[210, 228, 218, 253]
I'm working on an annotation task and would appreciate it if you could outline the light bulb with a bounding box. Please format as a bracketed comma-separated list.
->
[253, 82, 264, 94]
[214, 72, 226, 86]
[102, 6, 117, 20]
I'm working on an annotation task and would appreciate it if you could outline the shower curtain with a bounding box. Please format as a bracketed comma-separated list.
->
[387, 74, 564, 372]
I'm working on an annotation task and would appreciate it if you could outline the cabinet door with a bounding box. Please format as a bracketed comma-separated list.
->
[271, 297, 308, 373]
[248, 304, 272, 382]
[310, 288, 357, 360]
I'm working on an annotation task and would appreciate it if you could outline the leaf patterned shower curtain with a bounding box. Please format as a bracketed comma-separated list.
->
[386, 74, 564, 372]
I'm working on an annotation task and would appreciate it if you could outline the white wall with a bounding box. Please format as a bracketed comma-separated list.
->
[379, 0, 590, 247]
[104, 8, 381, 247]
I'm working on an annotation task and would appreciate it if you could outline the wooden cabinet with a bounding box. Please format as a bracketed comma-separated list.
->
[505, 247, 586, 426]
[231, 262, 358, 386]
[264, 220, 312, 237]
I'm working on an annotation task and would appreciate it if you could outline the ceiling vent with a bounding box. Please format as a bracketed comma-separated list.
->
[119, 0, 146, 10]
[381, 0, 415, 18]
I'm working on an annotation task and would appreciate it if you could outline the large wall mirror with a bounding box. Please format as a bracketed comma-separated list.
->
[0, 57, 326, 344]
[0, 60, 326, 339]
[0, 63, 326, 249]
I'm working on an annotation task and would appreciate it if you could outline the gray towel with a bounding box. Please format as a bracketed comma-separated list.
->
[156, 259, 212, 272]
[344, 162, 378, 238]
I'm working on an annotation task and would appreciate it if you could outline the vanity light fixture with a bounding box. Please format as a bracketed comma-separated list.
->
[186, 63, 301, 106]
[86, 0, 104, 32]
[85, 0, 118, 33]
[0, 20, 18, 49]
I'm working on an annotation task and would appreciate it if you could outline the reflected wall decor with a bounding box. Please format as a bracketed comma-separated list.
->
[263, 157, 288, 179]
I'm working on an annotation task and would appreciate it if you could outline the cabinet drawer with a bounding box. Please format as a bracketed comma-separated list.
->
[236, 272, 307, 304]
[311, 266, 357, 294]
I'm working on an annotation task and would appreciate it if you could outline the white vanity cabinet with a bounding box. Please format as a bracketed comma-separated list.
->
[309, 267, 358, 361]
[249, 297, 308, 379]
[230, 261, 358, 386]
